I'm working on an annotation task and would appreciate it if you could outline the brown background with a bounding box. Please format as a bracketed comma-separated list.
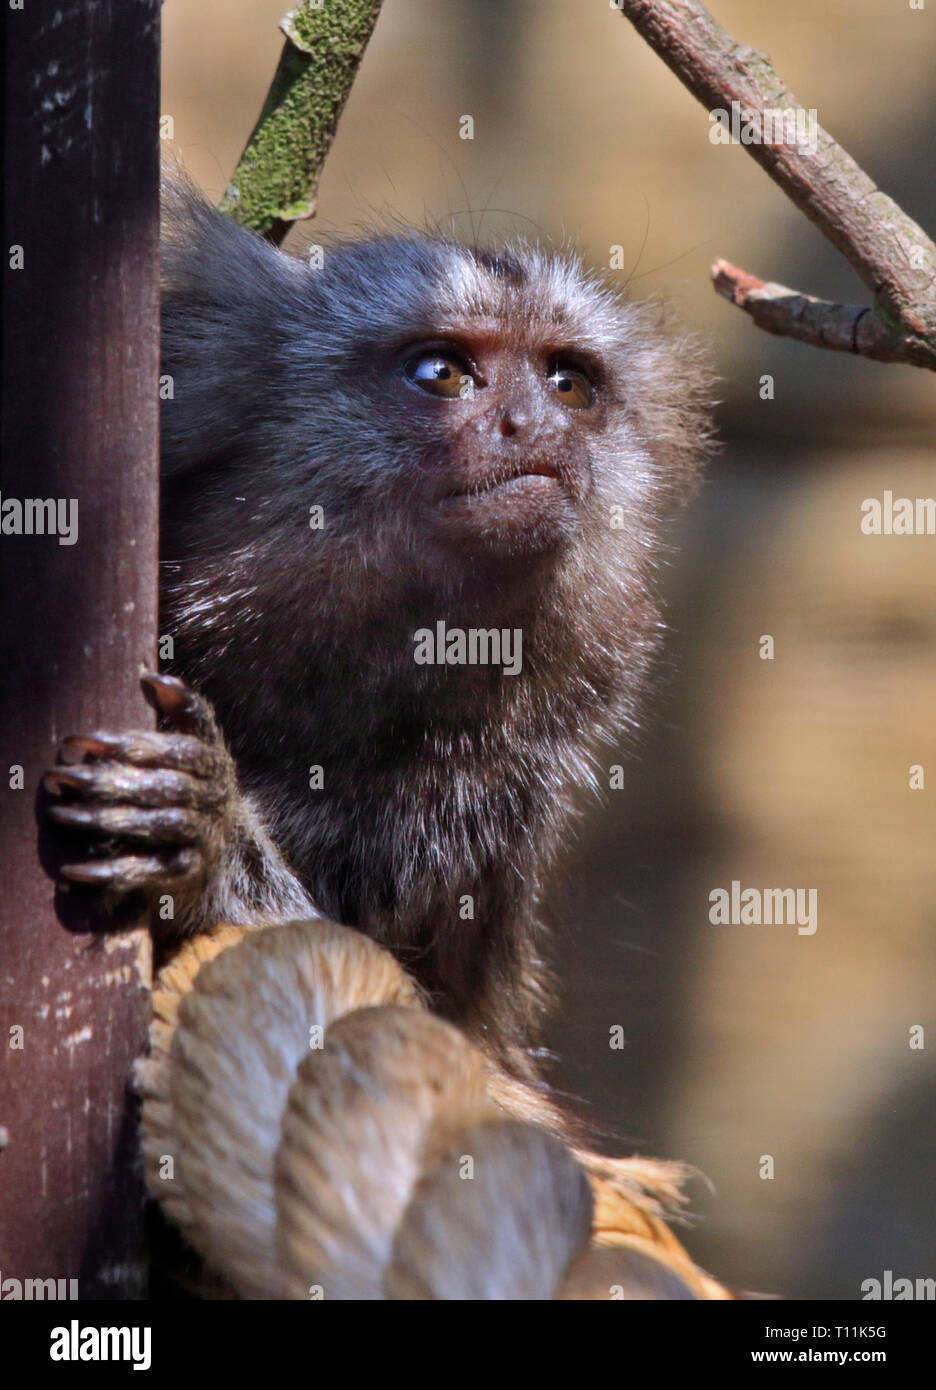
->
[163, 0, 936, 1299]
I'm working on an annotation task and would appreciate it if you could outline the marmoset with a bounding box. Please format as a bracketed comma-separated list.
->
[45, 177, 712, 1098]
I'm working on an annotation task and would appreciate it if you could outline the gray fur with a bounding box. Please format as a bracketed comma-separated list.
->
[159, 176, 713, 1083]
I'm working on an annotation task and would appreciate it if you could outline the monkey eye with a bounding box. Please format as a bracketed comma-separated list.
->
[404, 351, 475, 399]
[547, 361, 593, 409]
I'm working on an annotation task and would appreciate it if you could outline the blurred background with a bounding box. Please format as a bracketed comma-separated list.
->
[163, 0, 936, 1299]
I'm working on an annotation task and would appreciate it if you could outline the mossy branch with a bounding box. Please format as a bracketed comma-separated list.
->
[219, 0, 385, 244]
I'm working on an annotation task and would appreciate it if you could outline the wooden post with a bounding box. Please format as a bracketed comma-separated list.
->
[0, 1, 160, 1297]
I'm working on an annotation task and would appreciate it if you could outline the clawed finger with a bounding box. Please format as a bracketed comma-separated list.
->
[47, 802, 205, 847]
[55, 729, 217, 777]
[42, 761, 223, 809]
[140, 670, 220, 743]
[60, 848, 200, 888]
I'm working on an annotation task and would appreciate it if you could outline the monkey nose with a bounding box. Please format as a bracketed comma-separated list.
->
[498, 410, 528, 438]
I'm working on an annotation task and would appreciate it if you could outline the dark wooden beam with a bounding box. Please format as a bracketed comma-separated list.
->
[0, 0, 160, 1297]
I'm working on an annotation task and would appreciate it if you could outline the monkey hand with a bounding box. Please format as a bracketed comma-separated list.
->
[42, 672, 241, 933]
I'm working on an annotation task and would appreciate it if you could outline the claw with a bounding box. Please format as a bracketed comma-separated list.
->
[57, 734, 114, 765]
[140, 670, 217, 742]
[43, 768, 87, 795]
[140, 671, 190, 718]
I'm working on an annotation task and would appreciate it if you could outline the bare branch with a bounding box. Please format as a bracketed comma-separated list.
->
[615, 0, 936, 370]
[710, 260, 936, 368]
[220, 0, 385, 245]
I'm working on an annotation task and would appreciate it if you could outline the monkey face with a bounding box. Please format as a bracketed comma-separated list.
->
[161, 186, 712, 649]
[260, 233, 710, 590]
[393, 330, 600, 560]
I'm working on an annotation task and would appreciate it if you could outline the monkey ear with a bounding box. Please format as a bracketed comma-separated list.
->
[160, 161, 218, 264]
[160, 165, 288, 302]
[158, 168, 300, 481]
[621, 301, 719, 511]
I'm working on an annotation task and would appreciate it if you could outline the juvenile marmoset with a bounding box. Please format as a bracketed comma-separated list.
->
[46, 177, 712, 1098]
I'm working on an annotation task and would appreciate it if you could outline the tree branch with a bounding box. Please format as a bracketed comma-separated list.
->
[220, 0, 385, 245]
[614, 0, 936, 370]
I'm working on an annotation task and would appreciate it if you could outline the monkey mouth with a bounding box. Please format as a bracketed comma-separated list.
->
[440, 462, 563, 502]
[432, 459, 578, 557]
